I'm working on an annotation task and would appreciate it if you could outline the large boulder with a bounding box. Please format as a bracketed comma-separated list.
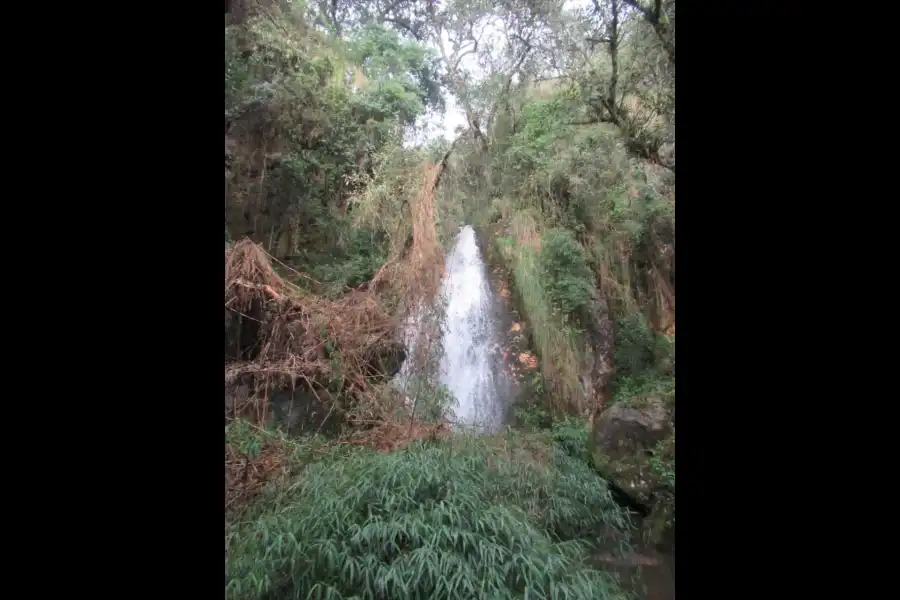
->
[591, 393, 674, 510]
[592, 390, 676, 587]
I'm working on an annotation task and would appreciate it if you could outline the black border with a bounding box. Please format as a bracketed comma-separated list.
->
[102, 0, 221, 590]
[676, 2, 816, 595]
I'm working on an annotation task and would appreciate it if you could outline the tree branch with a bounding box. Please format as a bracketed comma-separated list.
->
[621, 0, 675, 65]
[382, 18, 425, 40]
[486, 35, 534, 134]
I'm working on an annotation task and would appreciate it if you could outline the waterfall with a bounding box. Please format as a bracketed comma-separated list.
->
[397, 226, 513, 432]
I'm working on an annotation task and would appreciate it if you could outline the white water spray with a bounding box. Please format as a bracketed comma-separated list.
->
[438, 225, 510, 430]
[396, 226, 513, 431]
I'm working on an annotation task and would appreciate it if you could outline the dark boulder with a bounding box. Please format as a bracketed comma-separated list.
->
[592, 393, 674, 545]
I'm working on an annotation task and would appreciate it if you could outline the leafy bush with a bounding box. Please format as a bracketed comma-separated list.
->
[613, 312, 656, 379]
[301, 226, 389, 296]
[397, 374, 454, 423]
[611, 312, 674, 402]
[346, 25, 444, 124]
[551, 418, 591, 464]
[226, 437, 633, 600]
[538, 229, 594, 326]
[649, 435, 675, 490]
[613, 313, 673, 379]
[513, 402, 552, 431]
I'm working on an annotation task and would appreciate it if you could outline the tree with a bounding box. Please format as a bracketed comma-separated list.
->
[581, 0, 675, 170]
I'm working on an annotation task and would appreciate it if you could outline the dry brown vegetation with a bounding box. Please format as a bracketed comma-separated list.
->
[367, 163, 445, 302]
[225, 433, 289, 514]
[225, 239, 397, 397]
[223, 182, 447, 513]
[224, 163, 446, 439]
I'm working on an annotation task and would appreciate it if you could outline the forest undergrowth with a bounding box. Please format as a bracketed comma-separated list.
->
[226, 417, 636, 600]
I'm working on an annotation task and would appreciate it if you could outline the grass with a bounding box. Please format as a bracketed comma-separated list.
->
[499, 210, 585, 414]
[225, 422, 635, 600]
[226, 420, 334, 518]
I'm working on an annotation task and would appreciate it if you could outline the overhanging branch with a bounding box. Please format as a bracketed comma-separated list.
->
[621, 0, 675, 65]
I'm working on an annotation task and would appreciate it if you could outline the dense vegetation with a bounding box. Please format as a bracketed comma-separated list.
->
[226, 422, 633, 600]
[225, 0, 675, 598]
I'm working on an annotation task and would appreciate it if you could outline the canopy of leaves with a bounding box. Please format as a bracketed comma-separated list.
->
[346, 24, 446, 120]
[225, 6, 444, 290]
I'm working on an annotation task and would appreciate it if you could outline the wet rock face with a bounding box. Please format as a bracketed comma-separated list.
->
[585, 290, 615, 412]
[592, 394, 674, 552]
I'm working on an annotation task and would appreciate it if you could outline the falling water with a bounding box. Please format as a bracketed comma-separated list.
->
[396, 226, 514, 431]
[436, 225, 513, 431]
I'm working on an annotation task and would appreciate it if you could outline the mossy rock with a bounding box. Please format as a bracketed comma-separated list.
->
[591, 394, 673, 506]
[645, 496, 675, 548]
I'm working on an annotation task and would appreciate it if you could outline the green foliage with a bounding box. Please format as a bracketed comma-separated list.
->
[226, 434, 633, 600]
[613, 313, 675, 398]
[512, 412, 591, 471]
[402, 375, 454, 423]
[648, 433, 675, 528]
[649, 435, 675, 490]
[501, 92, 580, 179]
[225, 9, 441, 286]
[340, 229, 390, 286]
[346, 25, 444, 122]
[225, 420, 333, 521]
[538, 229, 594, 326]
[225, 14, 339, 125]
[512, 374, 552, 431]
[470, 85, 672, 412]
[486, 87, 674, 303]
[504, 220, 584, 413]
[613, 312, 656, 380]
[227, 419, 328, 467]
[299, 226, 389, 296]
[513, 402, 551, 431]
[551, 418, 591, 465]
[454, 78, 675, 425]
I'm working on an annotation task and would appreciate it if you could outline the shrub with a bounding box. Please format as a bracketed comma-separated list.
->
[612, 312, 675, 401]
[613, 312, 657, 380]
[551, 418, 591, 464]
[538, 229, 594, 327]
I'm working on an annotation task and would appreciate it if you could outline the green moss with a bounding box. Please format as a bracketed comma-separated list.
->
[591, 394, 675, 509]
[592, 450, 656, 505]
